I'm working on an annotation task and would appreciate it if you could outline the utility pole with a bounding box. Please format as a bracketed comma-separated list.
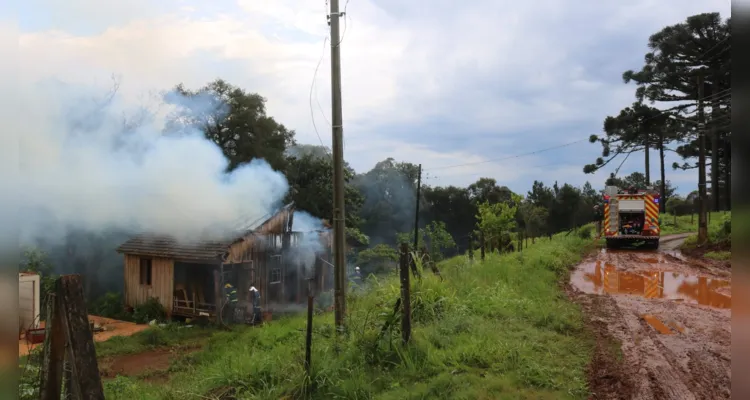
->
[412, 165, 422, 276]
[328, 0, 347, 333]
[697, 74, 708, 245]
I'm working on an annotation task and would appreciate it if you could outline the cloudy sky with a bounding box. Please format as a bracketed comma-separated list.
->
[10, 0, 731, 196]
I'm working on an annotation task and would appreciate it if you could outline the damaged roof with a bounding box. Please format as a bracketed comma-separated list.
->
[116, 203, 295, 261]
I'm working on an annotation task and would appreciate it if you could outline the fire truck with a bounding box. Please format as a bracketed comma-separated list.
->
[602, 186, 661, 249]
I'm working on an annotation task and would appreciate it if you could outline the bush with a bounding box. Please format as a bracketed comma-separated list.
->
[89, 292, 132, 321]
[132, 297, 167, 324]
[577, 225, 594, 240]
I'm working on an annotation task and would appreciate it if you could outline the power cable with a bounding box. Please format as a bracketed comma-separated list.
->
[424, 138, 588, 171]
[309, 35, 332, 157]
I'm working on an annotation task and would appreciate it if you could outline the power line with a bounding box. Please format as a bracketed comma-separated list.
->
[424, 138, 588, 171]
[309, 35, 331, 157]
[337, 0, 352, 46]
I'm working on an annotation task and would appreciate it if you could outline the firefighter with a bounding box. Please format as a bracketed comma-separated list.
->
[223, 283, 238, 323]
[593, 204, 604, 237]
[249, 285, 261, 325]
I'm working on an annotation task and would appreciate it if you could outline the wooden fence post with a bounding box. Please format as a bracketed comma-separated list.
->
[58, 275, 105, 400]
[304, 278, 314, 378]
[399, 243, 412, 344]
[40, 291, 65, 400]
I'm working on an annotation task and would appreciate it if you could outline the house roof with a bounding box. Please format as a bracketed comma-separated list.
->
[116, 235, 231, 261]
[116, 203, 295, 261]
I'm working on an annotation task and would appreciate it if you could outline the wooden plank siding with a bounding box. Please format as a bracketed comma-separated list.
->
[123, 254, 175, 314]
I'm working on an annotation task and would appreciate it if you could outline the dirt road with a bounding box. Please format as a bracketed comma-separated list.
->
[569, 234, 731, 400]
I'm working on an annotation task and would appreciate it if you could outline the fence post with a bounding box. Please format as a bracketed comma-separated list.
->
[57, 275, 105, 400]
[399, 243, 412, 344]
[40, 291, 65, 400]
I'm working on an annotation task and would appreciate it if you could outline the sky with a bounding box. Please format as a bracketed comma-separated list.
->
[6, 0, 732, 197]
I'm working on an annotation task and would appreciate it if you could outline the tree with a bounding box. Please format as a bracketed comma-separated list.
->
[584, 102, 679, 212]
[476, 201, 518, 252]
[284, 145, 365, 238]
[355, 244, 398, 276]
[354, 158, 421, 246]
[467, 178, 514, 205]
[164, 79, 296, 172]
[519, 202, 548, 243]
[396, 220, 456, 261]
[421, 185, 475, 254]
[623, 12, 731, 210]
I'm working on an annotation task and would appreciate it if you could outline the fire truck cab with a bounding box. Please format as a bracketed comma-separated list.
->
[603, 186, 661, 249]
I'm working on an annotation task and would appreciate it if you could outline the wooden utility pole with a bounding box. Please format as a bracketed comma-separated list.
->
[411, 164, 422, 278]
[697, 74, 708, 244]
[329, 0, 347, 333]
[399, 243, 412, 344]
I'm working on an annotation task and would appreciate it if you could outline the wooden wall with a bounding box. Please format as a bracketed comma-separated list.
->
[123, 254, 175, 314]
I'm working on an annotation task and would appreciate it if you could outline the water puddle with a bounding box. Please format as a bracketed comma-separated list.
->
[571, 261, 730, 309]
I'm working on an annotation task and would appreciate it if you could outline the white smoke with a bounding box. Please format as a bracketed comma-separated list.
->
[15, 78, 290, 244]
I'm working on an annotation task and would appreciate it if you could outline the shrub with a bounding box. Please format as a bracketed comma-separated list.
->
[89, 292, 132, 321]
[132, 297, 167, 324]
[577, 225, 594, 240]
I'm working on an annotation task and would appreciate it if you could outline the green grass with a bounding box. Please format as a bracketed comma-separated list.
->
[97, 233, 596, 400]
[681, 211, 732, 250]
[659, 211, 726, 236]
[704, 251, 731, 261]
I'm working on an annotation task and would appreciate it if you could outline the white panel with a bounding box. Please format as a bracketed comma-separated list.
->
[618, 200, 645, 212]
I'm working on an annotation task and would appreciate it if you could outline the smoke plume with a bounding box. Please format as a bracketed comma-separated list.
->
[17, 79, 290, 245]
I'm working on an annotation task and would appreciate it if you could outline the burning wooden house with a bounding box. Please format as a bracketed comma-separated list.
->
[116, 203, 333, 321]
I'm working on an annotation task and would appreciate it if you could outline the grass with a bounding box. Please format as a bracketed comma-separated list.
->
[659, 211, 726, 236]
[704, 251, 731, 261]
[681, 211, 731, 251]
[96, 232, 597, 400]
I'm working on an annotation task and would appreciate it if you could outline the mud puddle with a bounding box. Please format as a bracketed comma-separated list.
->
[569, 242, 731, 400]
[570, 260, 731, 309]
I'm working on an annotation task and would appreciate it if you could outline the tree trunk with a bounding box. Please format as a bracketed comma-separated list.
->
[644, 134, 650, 185]
[723, 134, 731, 210]
[658, 130, 666, 213]
[711, 73, 721, 212]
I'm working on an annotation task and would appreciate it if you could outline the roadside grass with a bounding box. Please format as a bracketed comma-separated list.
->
[100, 232, 596, 400]
[659, 211, 726, 236]
[681, 211, 731, 251]
[704, 251, 731, 261]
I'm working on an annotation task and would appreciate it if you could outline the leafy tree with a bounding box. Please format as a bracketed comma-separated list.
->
[284, 145, 365, 243]
[354, 158, 421, 246]
[355, 244, 399, 276]
[396, 221, 456, 262]
[421, 185, 475, 253]
[519, 202, 548, 243]
[165, 79, 296, 172]
[475, 201, 518, 252]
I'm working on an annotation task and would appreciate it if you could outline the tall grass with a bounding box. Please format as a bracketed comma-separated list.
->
[659, 211, 727, 236]
[103, 234, 596, 400]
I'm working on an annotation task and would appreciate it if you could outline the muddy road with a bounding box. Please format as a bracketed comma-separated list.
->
[569, 234, 731, 400]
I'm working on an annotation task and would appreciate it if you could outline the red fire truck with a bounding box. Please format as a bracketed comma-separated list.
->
[602, 186, 661, 249]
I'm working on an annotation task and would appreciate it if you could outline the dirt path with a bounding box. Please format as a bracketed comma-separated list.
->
[569, 235, 731, 400]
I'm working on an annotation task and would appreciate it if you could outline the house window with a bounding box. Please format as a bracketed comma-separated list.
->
[269, 255, 282, 284]
[139, 258, 153, 286]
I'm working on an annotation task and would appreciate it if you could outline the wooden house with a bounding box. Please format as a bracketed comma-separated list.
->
[116, 203, 334, 321]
